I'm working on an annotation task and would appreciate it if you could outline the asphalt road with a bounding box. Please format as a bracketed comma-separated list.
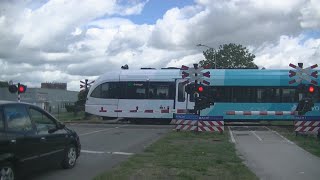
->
[229, 125, 320, 180]
[29, 123, 172, 180]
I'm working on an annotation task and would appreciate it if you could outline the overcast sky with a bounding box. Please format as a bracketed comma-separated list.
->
[0, 0, 319, 91]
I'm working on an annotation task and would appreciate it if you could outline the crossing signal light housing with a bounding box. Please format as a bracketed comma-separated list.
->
[185, 84, 195, 94]
[7, 83, 27, 94]
[194, 85, 214, 111]
[308, 85, 315, 93]
[296, 97, 314, 115]
[8, 85, 18, 93]
[17, 83, 27, 94]
[196, 84, 205, 94]
[306, 85, 318, 101]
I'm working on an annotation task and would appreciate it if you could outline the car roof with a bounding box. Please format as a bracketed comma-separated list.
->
[0, 100, 32, 106]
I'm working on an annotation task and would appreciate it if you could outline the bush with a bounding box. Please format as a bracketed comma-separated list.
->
[65, 104, 75, 112]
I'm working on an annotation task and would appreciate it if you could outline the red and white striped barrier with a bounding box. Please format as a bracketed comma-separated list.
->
[99, 107, 188, 114]
[174, 120, 198, 131]
[198, 120, 224, 132]
[226, 111, 296, 115]
[198, 126, 224, 132]
[173, 119, 224, 132]
[295, 121, 320, 134]
[198, 120, 224, 127]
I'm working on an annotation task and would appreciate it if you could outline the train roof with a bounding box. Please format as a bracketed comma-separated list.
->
[93, 69, 320, 86]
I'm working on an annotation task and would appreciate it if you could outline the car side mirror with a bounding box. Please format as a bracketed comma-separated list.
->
[58, 123, 65, 129]
[48, 128, 56, 134]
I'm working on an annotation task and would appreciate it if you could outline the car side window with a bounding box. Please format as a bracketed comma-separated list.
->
[4, 105, 33, 132]
[0, 108, 4, 131]
[29, 107, 56, 135]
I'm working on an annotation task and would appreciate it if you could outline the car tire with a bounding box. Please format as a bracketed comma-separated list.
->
[0, 162, 15, 180]
[61, 144, 77, 169]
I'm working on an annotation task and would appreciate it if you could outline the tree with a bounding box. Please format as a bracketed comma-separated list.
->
[199, 43, 258, 69]
[76, 90, 88, 105]
[75, 89, 89, 111]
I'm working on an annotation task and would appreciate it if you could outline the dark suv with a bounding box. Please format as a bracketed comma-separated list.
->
[0, 101, 81, 180]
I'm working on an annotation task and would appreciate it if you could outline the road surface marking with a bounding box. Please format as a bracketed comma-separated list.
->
[264, 126, 294, 144]
[228, 126, 236, 143]
[111, 152, 134, 155]
[251, 131, 262, 141]
[79, 125, 128, 136]
[81, 150, 134, 156]
[80, 128, 113, 136]
[81, 150, 105, 154]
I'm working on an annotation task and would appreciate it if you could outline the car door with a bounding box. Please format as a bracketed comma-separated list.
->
[28, 106, 68, 165]
[175, 80, 195, 111]
[0, 107, 9, 161]
[3, 104, 41, 172]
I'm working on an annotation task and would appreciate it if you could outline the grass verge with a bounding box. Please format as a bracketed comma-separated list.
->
[271, 126, 320, 157]
[94, 131, 257, 180]
[52, 111, 85, 121]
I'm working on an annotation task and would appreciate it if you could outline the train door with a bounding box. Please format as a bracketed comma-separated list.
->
[174, 80, 194, 112]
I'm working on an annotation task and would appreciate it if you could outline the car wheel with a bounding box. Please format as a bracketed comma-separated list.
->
[0, 163, 15, 180]
[62, 144, 77, 169]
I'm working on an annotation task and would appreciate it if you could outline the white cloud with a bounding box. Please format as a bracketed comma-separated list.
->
[149, 0, 305, 50]
[15, 0, 117, 49]
[166, 53, 204, 68]
[71, 28, 82, 36]
[116, 0, 148, 16]
[300, 0, 320, 28]
[1, 0, 320, 91]
[254, 35, 320, 69]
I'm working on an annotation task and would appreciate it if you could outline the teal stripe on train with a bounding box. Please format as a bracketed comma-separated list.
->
[200, 103, 320, 121]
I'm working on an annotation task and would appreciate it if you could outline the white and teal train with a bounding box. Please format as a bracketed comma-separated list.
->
[85, 68, 320, 122]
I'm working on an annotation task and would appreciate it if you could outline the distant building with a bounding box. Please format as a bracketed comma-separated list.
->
[41, 82, 67, 90]
[0, 87, 78, 113]
[0, 81, 8, 87]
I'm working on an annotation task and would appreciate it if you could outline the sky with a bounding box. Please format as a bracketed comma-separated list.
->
[0, 0, 319, 91]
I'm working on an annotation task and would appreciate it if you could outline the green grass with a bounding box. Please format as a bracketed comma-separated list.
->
[272, 126, 320, 157]
[94, 131, 257, 180]
[51, 111, 85, 122]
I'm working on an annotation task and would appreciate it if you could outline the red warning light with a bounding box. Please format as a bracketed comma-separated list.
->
[308, 85, 314, 93]
[17, 84, 26, 93]
[198, 86, 204, 92]
[18, 86, 25, 93]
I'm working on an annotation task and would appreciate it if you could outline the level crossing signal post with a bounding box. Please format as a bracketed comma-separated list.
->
[289, 63, 318, 115]
[180, 63, 212, 115]
[80, 79, 95, 91]
[8, 82, 27, 102]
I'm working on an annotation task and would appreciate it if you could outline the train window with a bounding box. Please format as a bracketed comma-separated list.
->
[282, 88, 298, 102]
[108, 83, 119, 98]
[100, 83, 109, 98]
[257, 88, 281, 103]
[125, 82, 147, 99]
[178, 82, 185, 102]
[90, 85, 101, 98]
[232, 87, 257, 102]
[215, 87, 232, 102]
[90, 82, 120, 99]
[148, 82, 174, 99]
[190, 94, 195, 102]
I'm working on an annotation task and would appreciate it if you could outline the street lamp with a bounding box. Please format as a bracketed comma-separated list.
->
[196, 44, 217, 69]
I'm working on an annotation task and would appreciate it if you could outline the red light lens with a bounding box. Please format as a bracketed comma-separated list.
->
[198, 86, 204, 92]
[18, 86, 25, 92]
[309, 86, 314, 93]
